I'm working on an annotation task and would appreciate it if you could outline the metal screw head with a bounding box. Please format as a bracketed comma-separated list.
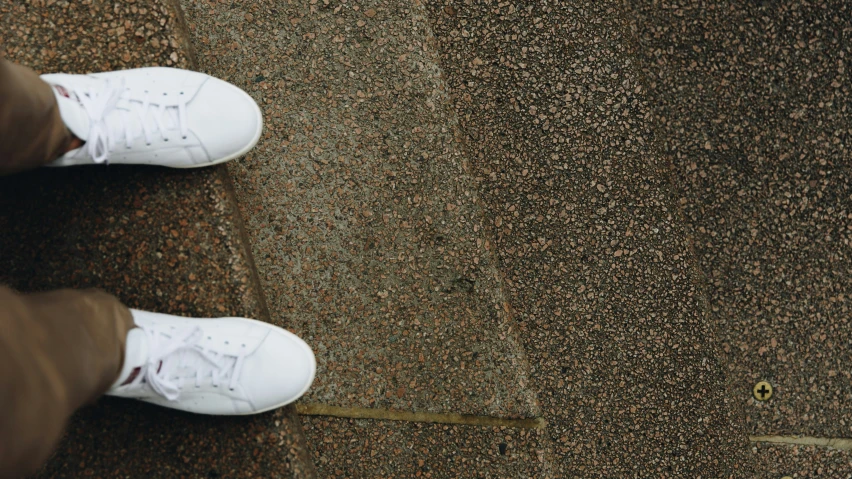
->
[753, 381, 773, 401]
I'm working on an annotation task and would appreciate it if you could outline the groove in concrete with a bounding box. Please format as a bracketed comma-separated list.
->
[751, 435, 852, 451]
[296, 403, 546, 429]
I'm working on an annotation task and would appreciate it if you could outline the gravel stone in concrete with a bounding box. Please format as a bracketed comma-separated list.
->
[1, 1, 313, 476]
[628, 0, 852, 438]
[303, 416, 551, 478]
[178, 0, 539, 418]
[424, 1, 759, 476]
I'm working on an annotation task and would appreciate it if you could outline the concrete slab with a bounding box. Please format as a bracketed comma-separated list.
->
[627, 0, 852, 438]
[177, 0, 538, 418]
[303, 416, 551, 478]
[754, 443, 852, 478]
[424, 1, 759, 476]
[1, 1, 314, 476]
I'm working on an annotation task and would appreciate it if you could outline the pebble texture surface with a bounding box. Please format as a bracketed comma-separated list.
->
[303, 416, 551, 478]
[178, 0, 538, 418]
[1, 1, 313, 476]
[6, 0, 850, 475]
[424, 0, 760, 476]
[628, 0, 852, 440]
[176, 0, 552, 475]
[754, 443, 852, 477]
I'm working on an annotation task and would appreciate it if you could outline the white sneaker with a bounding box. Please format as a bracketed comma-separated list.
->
[107, 310, 315, 415]
[41, 67, 263, 168]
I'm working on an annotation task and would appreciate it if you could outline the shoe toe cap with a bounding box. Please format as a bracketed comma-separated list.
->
[241, 328, 316, 411]
[187, 77, 263, 164]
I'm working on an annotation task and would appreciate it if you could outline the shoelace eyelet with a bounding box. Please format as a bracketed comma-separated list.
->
[139, 326, 246, 402]
[78, 80, 189, 164]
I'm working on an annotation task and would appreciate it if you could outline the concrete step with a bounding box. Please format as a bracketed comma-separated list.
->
[0, 1, 315, 477]
[629, 0, 852, 473]
[10, 0, 830, 475]
[175, 0, 552, 476]
[422, 0, 761, 476]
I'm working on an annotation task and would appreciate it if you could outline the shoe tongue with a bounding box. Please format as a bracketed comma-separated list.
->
[49, 83, 89, 139]
[110, 328, 149, 389]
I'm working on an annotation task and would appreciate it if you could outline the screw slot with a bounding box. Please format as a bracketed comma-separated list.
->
[753, 381, 773, 401]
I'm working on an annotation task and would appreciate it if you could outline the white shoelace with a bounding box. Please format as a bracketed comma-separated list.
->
[75, 79, 189, 163]
[129, 326, 247, 401]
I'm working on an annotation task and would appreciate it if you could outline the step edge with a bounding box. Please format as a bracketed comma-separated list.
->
[158, 0, 319, 476]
